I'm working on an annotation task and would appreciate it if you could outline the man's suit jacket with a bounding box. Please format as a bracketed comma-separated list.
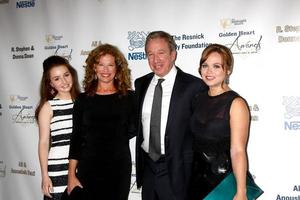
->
[134, 67, 207, 199]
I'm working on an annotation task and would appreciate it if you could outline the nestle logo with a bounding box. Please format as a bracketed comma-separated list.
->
[284, 121, 300, 130]
[16, 0, 35, 8]
[128, 52, 146, 61]
[127, 31, 148, 51]
[283, 96, 300, 119]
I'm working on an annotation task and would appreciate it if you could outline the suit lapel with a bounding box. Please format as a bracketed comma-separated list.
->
[166, 68, 185, 133]
[137, 73, 154, 143]
[139, 74, 153, 108]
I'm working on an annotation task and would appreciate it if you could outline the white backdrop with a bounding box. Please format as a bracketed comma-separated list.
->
[1, 0, 300, 199]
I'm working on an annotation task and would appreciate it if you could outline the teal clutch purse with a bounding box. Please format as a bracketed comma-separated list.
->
[204, 172, 263, 200]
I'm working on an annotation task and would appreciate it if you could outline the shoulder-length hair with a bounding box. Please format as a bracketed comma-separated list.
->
[83, 44, 132, 96]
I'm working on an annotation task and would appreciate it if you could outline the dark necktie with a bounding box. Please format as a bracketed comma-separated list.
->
[149, 78, 164, 161]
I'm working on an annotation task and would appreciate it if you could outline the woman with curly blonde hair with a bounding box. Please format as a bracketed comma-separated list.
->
[67, 44, 137, 200]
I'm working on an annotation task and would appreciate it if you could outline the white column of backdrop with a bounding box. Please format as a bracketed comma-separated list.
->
[1, 0, 300, 199]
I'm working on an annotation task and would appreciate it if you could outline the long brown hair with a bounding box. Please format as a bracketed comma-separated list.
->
[83, 44, 132, 96]
[35, 55, 80, 120]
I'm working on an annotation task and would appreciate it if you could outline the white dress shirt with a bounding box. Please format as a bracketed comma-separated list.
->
[141, 66, 177, 154]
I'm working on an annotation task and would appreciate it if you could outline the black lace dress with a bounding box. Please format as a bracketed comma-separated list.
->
[188, 90, 243, 200]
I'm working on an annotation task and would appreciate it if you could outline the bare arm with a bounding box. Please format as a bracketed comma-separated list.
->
[230, 97, 250, 200]
[67, 159, 82, 194]
[67, 94, 83, 194]
[37, 102, 53, 198]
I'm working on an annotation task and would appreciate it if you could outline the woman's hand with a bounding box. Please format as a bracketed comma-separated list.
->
[41, 175, 53, 198]
[67, 175, 82, 195]
[233, 191, 247, 200]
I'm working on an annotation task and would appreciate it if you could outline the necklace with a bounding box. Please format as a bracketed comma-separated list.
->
[96, 87, 117, 94]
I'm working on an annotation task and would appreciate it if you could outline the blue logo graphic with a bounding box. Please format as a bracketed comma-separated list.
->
[127, 31, 148, 51]
[128, 52, 146, 61]
[283, 96, 300, 131]
[16, 0, 35, 8]
[283, 96, 300, 119]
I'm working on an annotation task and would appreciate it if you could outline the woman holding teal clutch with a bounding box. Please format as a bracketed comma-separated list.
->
[188, 44, 251, 200]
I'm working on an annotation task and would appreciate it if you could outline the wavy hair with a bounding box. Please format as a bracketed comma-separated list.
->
[83, 44, 132, 96]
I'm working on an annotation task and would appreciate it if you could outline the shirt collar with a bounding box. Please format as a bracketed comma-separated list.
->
[153, 65, 177, 83]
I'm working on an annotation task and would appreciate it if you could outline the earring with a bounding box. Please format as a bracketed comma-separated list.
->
[94, 74, 98, 80]
[225, 76, 230, 84]
[50, 88, 55, 95]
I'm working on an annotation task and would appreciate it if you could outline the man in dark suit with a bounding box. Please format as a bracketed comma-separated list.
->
[135, 31, 207, 200]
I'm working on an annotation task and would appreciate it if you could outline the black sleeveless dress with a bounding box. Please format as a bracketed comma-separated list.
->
[188, 90, 244, 200]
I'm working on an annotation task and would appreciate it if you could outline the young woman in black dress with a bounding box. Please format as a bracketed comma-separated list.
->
[188, 44, 250, 200]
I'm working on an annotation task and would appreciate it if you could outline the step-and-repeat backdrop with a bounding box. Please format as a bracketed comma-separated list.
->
[1, 0, 300, 199]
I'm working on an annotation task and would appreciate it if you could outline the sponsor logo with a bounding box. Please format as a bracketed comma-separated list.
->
[11, 161, 35, 176]
[218, 18, 262, 55]
[0, 161, 6, 178]
[276, 25, 300, 43]
[11, 45, 35, 59]
[45, 34, 63, 44]
[276, 185, 300, 200]
[44, 34, 72, 60]
[9, 95, 28, 102]
[128, 31, 148, 51]
[127, 31, 209, 61]
[8, 95, 35, 124]
[226, 34, 262, 54]
[55, 47, 73, 61]
[219, 30, 255, 38]
[127, 31, 148, 61]
[80, 40, 102, 56]
[16, 0, 35, 8]
[128, 52, 146, 61]
[169, 33, 208, 51]
[173, 33, 208, 50]
[220, 18, 247, 29]
[283, 96, 300, 130]
[283, 96, 300, 119]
